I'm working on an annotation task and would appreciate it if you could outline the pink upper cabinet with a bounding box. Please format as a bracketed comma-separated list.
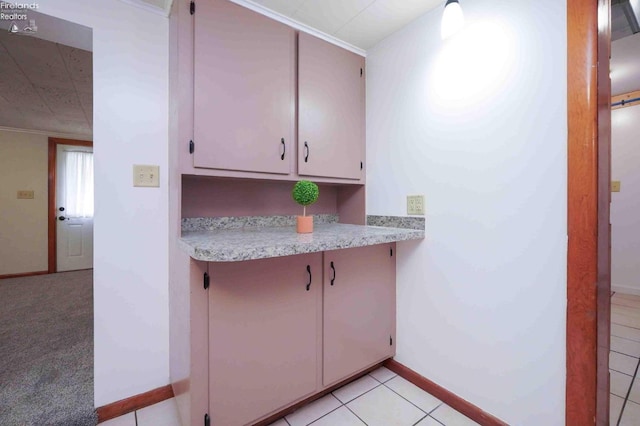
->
[193, 0, 294, 175]
[298, 32, 365, 181]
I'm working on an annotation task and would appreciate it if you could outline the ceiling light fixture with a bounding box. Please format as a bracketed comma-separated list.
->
[441, 0, 464, 40]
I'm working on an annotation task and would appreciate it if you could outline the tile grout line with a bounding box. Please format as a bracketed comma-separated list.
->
[426, 415, 446, 426]
[368, 370, 397, 385]
[610, 348, 640, 359]
[618, 354, 640, 425]
[342, 401, 369, 426]
[612, 336, 640, 344]
[611, 335, 640, 344]
[611, 321, 640, 331]
[134, 410, 138, 426]
[611, 366, 636, 377]
[304, 404, 345, 426]
[332, 382, 383, 405]
[411, 414, 429, 426]
[380, 379, 436, 416]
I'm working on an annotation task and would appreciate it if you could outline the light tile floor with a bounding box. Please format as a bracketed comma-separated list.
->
[98, 368, 477, 426]
[611, 292, 640, 425]
[270, 367, 479, 426]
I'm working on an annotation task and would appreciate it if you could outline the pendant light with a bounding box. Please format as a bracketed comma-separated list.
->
[441, 0, 464, 40]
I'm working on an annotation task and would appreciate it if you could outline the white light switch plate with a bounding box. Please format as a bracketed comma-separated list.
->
[407, 195, 425, 215]
[133, 165, 160, 187]
[17, 190, 34, 199]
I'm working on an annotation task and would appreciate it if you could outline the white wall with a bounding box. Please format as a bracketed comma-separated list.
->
[35, 0, 169, 406]
[0, 130, 48, 275]
[366, 1, 567, 424]
[612, 105, 640, 295]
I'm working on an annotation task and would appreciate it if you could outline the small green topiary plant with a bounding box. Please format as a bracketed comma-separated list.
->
[292, 180, 319, 217]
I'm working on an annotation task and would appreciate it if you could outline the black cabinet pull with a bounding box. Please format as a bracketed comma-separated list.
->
[306, 265, 312, 291]
[280, 138, 285, 160]
[304, 141, 309, 163]
[330, 261, 336, 286]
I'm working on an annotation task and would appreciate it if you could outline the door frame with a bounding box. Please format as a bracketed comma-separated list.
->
[566, 0, 611, 424]
[47, 137, 94, 274]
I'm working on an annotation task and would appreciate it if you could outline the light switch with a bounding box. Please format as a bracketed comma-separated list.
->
[133, 165, 160, 187]
[612, 181, 621, 193]
[17, 190, 34, 199]
[407, 195, 425, 215]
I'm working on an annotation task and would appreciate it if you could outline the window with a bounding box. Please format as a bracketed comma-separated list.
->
[63, 150, 94, 218]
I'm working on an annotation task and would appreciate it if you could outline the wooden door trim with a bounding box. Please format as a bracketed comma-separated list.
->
[47, 138, 93, 274]
[566, 0, 611, 424]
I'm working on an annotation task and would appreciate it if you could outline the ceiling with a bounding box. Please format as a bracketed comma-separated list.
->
[612, 0, 640, 41]
[251, 0, 443, 50]
[0, 31, 93, 137]
[611, 31, 640, 95]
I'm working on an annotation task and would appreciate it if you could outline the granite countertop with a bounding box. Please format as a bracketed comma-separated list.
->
[180, 222, 425, 262]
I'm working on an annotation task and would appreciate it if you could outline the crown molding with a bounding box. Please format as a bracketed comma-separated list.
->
[0, 126, 93, 140]
[227, 0, 366, 57]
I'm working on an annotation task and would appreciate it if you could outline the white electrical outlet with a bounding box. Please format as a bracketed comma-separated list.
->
[407, 195, 425, 215]
[133, 165, 160, 187]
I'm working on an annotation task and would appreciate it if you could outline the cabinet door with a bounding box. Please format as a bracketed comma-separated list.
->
[209, 253, 321, 426]
[194, 0, 294, 175]
[298, 32, 364, 180]
[323, 244, 395, 386]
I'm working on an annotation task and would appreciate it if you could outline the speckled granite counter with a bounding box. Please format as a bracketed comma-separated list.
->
[180, 223, 424, 262]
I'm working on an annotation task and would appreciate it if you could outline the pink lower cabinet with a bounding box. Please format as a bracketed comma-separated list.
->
[208, 253, 322, 426]
[200, 244, 396, 425]
[323, 244, 396, 386]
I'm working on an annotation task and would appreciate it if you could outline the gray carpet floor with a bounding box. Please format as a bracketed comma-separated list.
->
[0, 270, 97, 425]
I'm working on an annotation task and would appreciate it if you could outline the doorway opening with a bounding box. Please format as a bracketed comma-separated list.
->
[608, 11, 640, 420]
[0, 9, 95, 425]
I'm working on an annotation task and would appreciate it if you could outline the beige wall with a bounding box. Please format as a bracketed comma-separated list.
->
[0, 130, 49, 275]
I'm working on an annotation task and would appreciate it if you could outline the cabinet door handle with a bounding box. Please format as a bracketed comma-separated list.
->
[304, 141, 309, 163]
[330, 261, 336, 286]
[280, 138, 285, 160]
[306, 265, 312, 291]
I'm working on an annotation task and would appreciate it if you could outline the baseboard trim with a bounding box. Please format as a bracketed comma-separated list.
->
[612, 284, 640, 297]
[0, 271, 49, 280]
[96, 385, 174, 422]
[384, 359, 508, 426]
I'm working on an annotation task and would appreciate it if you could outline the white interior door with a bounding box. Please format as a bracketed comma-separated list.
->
[56, 144, 94, 272]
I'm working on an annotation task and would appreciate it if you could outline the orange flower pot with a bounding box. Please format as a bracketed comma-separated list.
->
[296, 215, 313, 234]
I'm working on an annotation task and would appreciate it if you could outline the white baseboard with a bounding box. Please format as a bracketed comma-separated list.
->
[612, 284, 640, 297]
